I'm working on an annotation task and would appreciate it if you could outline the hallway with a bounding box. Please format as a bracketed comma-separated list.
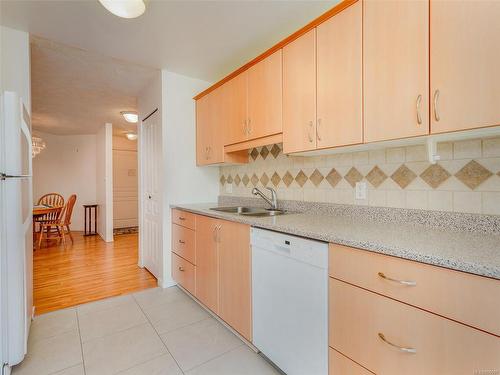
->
[34, 232, 157, 315]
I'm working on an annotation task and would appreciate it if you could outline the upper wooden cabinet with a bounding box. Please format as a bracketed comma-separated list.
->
[430, 1, 500, 134]
[363, 0, 429, 143]
[196, 89, 224, 165]
[247, 50, 283, 141]
[223, 73, 248, 145]
[283, 29, 317, 154]
[317, 1, 362, 149]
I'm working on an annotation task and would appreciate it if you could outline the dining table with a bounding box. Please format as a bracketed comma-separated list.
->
[33, 205, 63, 248]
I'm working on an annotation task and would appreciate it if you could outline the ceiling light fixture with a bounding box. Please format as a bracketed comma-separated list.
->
[121, 111, 138, 123]
[125, 132, 138, 141]
[98, 0, 146, 19]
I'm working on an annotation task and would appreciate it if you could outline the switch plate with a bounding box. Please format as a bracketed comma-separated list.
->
[225, 183, 233, 194]
[355, 182, 367, 200]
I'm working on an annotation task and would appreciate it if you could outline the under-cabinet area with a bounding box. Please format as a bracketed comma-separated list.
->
[171, 207, 500, 375]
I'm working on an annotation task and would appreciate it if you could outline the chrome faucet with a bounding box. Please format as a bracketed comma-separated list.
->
[252, 187, 278, 210]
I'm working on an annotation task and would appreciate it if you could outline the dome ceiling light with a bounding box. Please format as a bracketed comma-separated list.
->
[98, 0, 146, 19]
[121, 111, 139, 123]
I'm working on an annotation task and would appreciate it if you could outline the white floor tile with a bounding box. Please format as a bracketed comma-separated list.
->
[51, 364, 85, 375]
[12, 331, 82, 375]
[133, 286, 189, 310]
[77, 294, 135, 315]
[78, 299, 147, 342]
[29, 308, 77, 342]
[83, 323, 166, 375]
[186, 346, 281, 375]
[118, 353, 183, 375]
[160, 318, 243, 371]
[147, 298, 209, 335]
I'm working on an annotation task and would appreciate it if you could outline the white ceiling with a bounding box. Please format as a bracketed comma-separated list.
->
[2, 0, 336, 82]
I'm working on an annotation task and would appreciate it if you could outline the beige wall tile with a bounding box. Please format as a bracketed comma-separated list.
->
[453, 139, 482, 159]
[386, 190, 406, 208]
[352, 151, 369, 165]
[428, 191, 453, 212]
[405, 145, 427, 162]
[386, 147, 405, 163]
[406, 190, 428, 210]
[482, 192, 500, 215]
[369, 149, 386, 165]
[436, 142, 453, 161]
[369, 190, 387, 207]
[482, 137, 500, 158]
[453, 192, 482, 214]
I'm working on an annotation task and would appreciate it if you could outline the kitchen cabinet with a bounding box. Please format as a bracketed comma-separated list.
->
[283, 29, 317, 154]
[172, 223, 195, 264]
[172, 253, 195, 296]
[317, 1, 362, 149]
[223, 73, 248, 145]
[363, 0, 429, 142]
[430, 0, 500, 134]
[194, 215, 219, 313]
[218, 220, 252, 341]
[196, 89, 223, 165]
[329, 348, 373, 375]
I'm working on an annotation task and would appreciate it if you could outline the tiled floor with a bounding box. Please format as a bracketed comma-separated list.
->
[13, 286, 281, 375]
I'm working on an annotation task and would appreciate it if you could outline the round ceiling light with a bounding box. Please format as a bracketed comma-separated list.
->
[126, 132, 138, 141]
[98, 0, 146, 19]
[121, 111, 139, 123]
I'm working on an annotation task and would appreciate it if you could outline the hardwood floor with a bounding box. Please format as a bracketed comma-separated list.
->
[33, 231, 157, 315]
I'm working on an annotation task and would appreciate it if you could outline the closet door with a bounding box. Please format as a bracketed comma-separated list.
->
[431, 1, 500, 134]
[317, 1, 362, 149]
[283, 29, 317, 153]
[364, 0, 429, 142]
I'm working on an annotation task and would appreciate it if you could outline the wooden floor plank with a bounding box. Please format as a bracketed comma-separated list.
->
[33, 231, 157, 315]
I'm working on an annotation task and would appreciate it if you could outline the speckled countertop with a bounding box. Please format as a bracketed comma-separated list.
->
[172, 203, 500, 280]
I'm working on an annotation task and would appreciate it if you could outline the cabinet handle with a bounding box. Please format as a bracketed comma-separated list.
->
[416, 94, 422, 125]
[205, 147, 209, 160]
[378, 333, 416, 354]
[216, 224, 222, 243]
[212, 226, 217, 242]
[317, 118, 322, 141]
[243, 119, 248, 136]
[378, 272, 416, 286]
[178, 266, 185, 272]
[247, 118, 252, 135]
[178, 239, 185, 244]
[178, 217, 185, 221]
[433, 89, 440, 122]
[307, 121, 314, 143]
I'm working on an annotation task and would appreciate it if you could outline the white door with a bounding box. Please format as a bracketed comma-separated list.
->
[139, 110, 162, 281]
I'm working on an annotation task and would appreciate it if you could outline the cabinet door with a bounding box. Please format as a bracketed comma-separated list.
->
[208, 88, 224, 164]
[431, 1, 500, 134]
[364, 0, 429, 142]
[194, 215, 219, 313]
[247, 50, 282, 139]
[223, 73, 248, 145]
[218, 220, 251, 341]
[283, 29, 317, 153]
[317, 1, 362, 149]
[196, 95, 212, 166]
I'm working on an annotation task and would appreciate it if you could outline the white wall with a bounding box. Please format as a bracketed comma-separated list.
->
[32, 131, 97, 231]
[96, 123, 113, 242]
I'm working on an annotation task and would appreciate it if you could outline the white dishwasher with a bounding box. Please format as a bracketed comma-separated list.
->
[251, 228, 328, 375]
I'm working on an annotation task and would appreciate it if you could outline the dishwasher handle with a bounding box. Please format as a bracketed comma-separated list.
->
[274, 243, 291, 255]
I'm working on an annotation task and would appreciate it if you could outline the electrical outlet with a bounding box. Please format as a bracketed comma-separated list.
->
[355, 182, 367, 200]
[225, 183, 233, 194]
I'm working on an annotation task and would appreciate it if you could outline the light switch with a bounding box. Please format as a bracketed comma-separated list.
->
[355, 182, 367, 200]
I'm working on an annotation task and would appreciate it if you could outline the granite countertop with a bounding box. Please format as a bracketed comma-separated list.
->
[171, 203, 500, 280]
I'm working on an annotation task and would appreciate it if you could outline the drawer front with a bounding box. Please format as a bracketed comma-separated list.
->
[172, 253, 195, 295]
[329, 244, 500, 335]
[329, 347, 373, 375]
[172, 209, 196, 230]
[172, 224, 196, 264]
[329, 278, 500, 375]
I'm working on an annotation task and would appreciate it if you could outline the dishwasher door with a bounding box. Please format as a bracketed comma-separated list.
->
[251, 228, 328, 375]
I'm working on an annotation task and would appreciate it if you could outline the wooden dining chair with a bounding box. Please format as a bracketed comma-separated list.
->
[35, 193, 65, 224]
[38, 195, 77, 249]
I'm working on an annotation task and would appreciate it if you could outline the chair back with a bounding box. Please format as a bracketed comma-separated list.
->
[63, 195, 77, 226]
[37, 193, 64, 222]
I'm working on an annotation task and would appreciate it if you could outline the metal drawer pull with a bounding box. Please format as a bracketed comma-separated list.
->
[178, 240, 185, 244]
[378, 333, 416, 354]
[416, 94, 422, 125]
[433, 89, 440, 121]
[178, 266, 185, 272]
[178, 217, 185, 221]
[308, 121, 314, 142]
[378, 272, 416, 286]
[317, 118, 322, 141]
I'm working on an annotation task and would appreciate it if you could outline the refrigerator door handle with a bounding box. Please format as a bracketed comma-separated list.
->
[0, 173, 32, 180]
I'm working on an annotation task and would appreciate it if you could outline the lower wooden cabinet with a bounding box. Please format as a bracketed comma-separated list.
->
[171, 252, 195, 296]
[329, 348, 373, 375]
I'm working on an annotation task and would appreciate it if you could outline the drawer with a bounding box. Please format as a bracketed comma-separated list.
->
[329, 278, 500, 375]
[172, 209, 196, 230]
[172, 253, 195, 295]
[329, 244, 500, 335]
[172, 224, 196, 264]
[329, 347, 373, 375]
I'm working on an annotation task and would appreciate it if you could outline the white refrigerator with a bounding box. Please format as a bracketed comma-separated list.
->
[0, 91, 33, 374]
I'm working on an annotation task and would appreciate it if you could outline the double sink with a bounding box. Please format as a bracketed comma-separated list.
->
[210, 206, 285, 217]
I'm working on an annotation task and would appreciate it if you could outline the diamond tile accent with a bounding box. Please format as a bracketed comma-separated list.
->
[250, 148, 259, 160]
[260, 173, 269, 186]
[234, 174, 241, 186]
[271, 172, 281, 187]
[250, 173, 259, 186]
[226, 175, 233, 184]
[270, 144, 281, 159]
[260, 146, 269, 160]
[455, 160, 493, 190]
[309, 169, 324, 187]
[242, 174, 250, 186]
[220, 175, 226, 186]
[325, 168, 342, 188]
[344, 167, 363, 188]
[391, 164, 417, 189]
[366, 166, 387, 188]
[420, 164, 451, 189]
[282, 171, 294, 187]
[295, 170, 308, 187]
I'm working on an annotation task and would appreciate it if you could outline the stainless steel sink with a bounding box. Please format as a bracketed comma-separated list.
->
[210, 206, 285, 217]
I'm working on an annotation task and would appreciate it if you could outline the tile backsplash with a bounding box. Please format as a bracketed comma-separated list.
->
[219, 137, 500, 215]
